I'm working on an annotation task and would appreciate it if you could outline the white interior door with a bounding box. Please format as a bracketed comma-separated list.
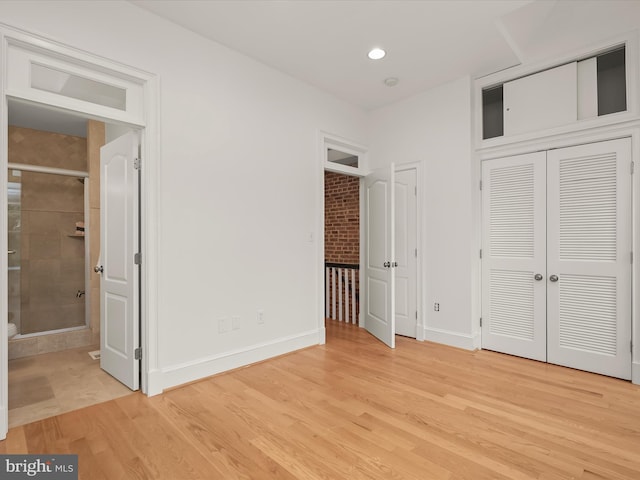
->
[547, 138, 632, 379]
[481, 152, 547, 361]
[98, 132, 140, 390]
[394, 168, 417, 338]
[364, 165, 395, 347]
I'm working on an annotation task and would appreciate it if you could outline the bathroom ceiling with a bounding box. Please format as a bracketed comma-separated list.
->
[8, 99, 88, 138]
[130, 0, 640, 110]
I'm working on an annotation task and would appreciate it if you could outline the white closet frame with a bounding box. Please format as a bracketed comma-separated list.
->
[475, 31, 640, 385]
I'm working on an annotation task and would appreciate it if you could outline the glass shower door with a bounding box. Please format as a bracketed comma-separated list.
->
[7, 175, 21, 335]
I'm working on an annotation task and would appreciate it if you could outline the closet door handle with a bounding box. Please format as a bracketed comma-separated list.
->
[534, 273, 543, 281]
[549, 274, 559, 282]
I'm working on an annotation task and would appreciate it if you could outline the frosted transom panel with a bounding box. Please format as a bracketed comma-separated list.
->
[31, 63, 127, 111]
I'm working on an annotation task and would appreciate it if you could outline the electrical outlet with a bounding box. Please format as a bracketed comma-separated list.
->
[218, 317, 229, 333]
[434, 302, 440, 312]
[232, 316, 241, 331]
[257, 310, 264, 325]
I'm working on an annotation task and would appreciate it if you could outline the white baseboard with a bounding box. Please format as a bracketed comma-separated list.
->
[159, 329, 322, 391]
[423, 326, 479, 351]
[633, 362, 640, 385]
[145, 369, 164, 397]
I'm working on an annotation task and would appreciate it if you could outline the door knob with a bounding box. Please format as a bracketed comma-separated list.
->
[549, 274, 559, 282]
[94, 265, 104, 273]
[534, 273, 543, 281]
[7, 250, 16, 255]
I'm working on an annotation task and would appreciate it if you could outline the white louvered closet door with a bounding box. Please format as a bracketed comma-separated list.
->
[481, 152, 547, 361]
[547, 138, 632, 379]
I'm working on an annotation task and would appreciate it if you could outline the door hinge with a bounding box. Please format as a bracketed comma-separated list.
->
[134, 252, 142, 265]
[479, 180, 482, 191]
[631, 251, 633, 264]
[135, 347, 142, 360]
[415, 248, 418, 258]
[631, 341, 633, 354]
[479, 317, 482, 327]
[134, 158, 141, 170]
[414, 186, 417, 196]
[479, 249, 482, 259]
[631, 161, 634, 174]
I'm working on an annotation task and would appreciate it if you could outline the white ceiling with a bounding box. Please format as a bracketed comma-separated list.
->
[130, 0, 640, 111]
[9, 0, 640, 136]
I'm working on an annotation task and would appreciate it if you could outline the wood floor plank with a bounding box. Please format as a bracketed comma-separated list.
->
[3, 319, 640, 479]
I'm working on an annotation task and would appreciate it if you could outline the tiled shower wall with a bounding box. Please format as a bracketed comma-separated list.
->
[7, 125, 102, 358]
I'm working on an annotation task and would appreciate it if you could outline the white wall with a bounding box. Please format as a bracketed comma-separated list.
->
[368, 76, 479, 349]
[0, 1, 368, 389]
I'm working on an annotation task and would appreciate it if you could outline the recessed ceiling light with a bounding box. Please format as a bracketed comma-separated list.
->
[368, 48, 386, 60]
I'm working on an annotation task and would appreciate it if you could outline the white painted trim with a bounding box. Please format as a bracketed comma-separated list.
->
[395, 162, 423, 341]
[160, 329, 321, 390]
[424, 326, 480, 351]
[478, 126, 640, 383]
[0, 23, 161, 439]
[474, 31, 639, 150]
[320, 130, 370, 176]
[0, 26, 8, 438]
[318, 131, 369, 337]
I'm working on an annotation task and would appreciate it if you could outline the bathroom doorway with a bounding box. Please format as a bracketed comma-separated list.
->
[6, 100, 135, 427]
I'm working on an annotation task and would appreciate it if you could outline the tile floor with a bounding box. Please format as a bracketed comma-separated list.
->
[8, 344, 134, 428]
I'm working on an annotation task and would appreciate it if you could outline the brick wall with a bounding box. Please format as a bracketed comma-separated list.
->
[324, 171, 359, 264]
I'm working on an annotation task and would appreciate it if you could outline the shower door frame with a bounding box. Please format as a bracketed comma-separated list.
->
[6, 163, 90, 338]
[0, 24, 161, 439]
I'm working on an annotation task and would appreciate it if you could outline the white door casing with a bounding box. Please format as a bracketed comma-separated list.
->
[546, 138, 632, 379]
[482, 138, 632, 380]
[364, 165, 396, 348]
[481, 152, 548, 361]
[99, 132, 140, 390]
[394, 168, 417, 338]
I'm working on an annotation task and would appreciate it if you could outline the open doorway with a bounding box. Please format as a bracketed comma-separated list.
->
[324, 169, 360, 326]
[320, 134, 420, 346]
[6, 101, 136, 427]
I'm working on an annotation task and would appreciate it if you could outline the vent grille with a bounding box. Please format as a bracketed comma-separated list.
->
[558, 274, 617, 356]
[490, 270, 534, 340]
[490, 164, 534, 258]
[559, 154, 617, 261]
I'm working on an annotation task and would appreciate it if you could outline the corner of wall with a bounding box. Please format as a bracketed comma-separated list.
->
[423, 326, 478, 351]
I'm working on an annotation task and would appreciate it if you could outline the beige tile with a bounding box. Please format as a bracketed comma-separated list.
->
[8, 338, 38, 360]
[8, 375, 54, 409]
[8, 398, 61, 428]
[36, 334, 68, 355]
[8, 343, 132, 428]
[29, 234, 61, 260]
[65, 329, 93, 349]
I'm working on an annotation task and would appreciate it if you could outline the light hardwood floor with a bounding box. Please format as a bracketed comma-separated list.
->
[2, 320, 640, 479]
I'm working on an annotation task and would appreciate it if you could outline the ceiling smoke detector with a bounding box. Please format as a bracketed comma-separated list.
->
[384, 77, 399, 87]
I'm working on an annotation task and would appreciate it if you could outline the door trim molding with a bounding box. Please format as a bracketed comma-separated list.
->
[317, 131, 368, 341]
[479, 127, 640, 384]
[395, 162, 423, 341]
[0, 23, 161, 438]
